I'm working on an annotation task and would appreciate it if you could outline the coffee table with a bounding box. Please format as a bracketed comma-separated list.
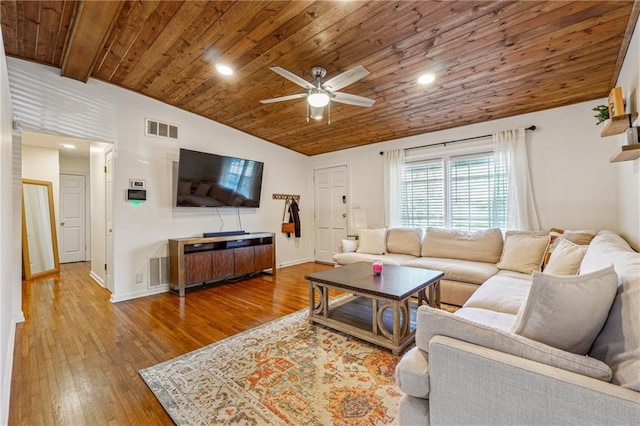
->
[305, 262, 444, 355]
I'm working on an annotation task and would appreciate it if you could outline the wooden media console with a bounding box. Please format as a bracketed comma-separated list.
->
[168, 232, 275, 296]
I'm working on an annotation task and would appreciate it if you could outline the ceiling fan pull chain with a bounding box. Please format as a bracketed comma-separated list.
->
[328, 101, 331, 125]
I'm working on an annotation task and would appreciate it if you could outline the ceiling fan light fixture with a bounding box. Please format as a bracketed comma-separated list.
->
[309, 105, 324, 120]
[308, 91, 330, 107]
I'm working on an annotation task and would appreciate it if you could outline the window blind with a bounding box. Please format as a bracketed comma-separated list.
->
[401, 159, 444, 227]
[401, 152, 507, 231]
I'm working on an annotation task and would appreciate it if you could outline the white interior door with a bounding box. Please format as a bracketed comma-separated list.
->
[59, 174, 86, 263]
[105, 149, 114, 292]
[314, 165, 348, 263]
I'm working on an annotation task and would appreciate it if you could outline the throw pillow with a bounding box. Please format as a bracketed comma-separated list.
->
[545, 228, 596, 265]
[543, 239, 588, 275]
[511, 265, 618, 354]
[340, 239, 359, 253]
[356, 228, 387, 255]
[562, 230, 597, 246]
[496, 232, 550, 274]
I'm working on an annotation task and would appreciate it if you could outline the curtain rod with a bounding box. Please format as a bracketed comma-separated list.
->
[379, 125, 536, 155]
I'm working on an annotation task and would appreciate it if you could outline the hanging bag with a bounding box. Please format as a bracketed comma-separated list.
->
[281, 200, 295, 233]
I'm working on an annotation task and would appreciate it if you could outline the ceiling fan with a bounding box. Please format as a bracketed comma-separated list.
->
[260, 65, 375, 122]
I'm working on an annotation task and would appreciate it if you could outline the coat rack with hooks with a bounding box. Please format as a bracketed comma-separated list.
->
[272, 193, 300, 201]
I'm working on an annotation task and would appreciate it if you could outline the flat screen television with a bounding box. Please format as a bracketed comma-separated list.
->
[176, 148, 264, 208]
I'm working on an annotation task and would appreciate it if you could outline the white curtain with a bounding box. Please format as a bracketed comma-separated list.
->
[493, 128, 540, 230]
[383, 149, 404, 227]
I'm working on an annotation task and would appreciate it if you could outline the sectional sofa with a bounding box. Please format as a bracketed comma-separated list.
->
[395, 230, 640, 424]
[335, 227, 639, 424]
[335, 226, 535, 306]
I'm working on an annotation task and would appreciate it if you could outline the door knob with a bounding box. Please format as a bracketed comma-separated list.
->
[60, 222, 65, 226]
[342, 213, 347, 218]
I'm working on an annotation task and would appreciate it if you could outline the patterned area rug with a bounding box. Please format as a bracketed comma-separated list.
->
[140, 307, 401, 425]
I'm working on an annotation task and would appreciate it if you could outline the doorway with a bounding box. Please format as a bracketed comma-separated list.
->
[20, 131, 113, 292]
[59, 174, 86, 263]
[313, 165, 348, 263]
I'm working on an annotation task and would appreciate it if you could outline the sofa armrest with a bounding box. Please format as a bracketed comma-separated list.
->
[428, 336, 640, 425]
[416, 306, 612, 381]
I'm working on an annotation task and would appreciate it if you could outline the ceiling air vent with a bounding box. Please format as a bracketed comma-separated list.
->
[145, 118, 178, 140]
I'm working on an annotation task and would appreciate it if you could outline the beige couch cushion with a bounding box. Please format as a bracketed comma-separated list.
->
[356, 228, 387, 254]
[463, 274, 531, 315]
[543, 239, 587, 275]
[386, 227, 423, 257]
[332, 252, 416, 266]
[395, 347, 430, 398]
[404, 257, 499, 285]
[453, 307, 515, 332]
[582, 231, 640, 392]
[416, 306, 613, 382]
[496, 232, 550, 274]
[421, 227, 503, 263]
[511, 266, 618, 355]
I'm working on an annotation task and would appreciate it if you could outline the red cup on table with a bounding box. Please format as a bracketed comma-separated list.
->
[372, 260, 383, 276]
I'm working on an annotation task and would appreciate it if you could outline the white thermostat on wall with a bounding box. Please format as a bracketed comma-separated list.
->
[129, 179, 146, 189]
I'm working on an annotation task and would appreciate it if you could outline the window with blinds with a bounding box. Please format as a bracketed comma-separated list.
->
[401, 159, 444, 228]
[401, 152, 507, 231]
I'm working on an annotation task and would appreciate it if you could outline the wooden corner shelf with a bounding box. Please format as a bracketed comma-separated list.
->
[609, 144, 640, 163]
[601, 113, 638, 137]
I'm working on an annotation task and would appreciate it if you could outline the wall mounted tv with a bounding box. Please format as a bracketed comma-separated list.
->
[176, 148, 264, 208]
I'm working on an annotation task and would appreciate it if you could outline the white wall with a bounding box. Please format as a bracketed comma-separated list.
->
[313, 100, 620, 234]
[7, 58, 314, 302]
[59, 156, 89, 174]
[0, 32, 24, 426]
[614, 15, 640, 250]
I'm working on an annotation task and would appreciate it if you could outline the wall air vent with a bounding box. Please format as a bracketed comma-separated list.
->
[149, 256, 169, 288]
[145, 118, 178, 140]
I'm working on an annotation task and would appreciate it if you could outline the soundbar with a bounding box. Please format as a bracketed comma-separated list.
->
[203, 230, 247, 237]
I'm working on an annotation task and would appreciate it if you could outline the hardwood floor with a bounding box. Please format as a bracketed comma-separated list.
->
[10, 261, 334, 425]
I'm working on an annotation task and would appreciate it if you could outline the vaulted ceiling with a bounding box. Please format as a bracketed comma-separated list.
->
[1, 1, 638, 156]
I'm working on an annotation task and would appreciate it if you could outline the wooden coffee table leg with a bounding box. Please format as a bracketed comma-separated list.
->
[375, 300, 410, 355]
[428, 280, 441, 308]
[308, 282, 328, 316]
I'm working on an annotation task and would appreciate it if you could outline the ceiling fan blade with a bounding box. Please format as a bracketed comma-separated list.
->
[332, 92, 375, 107]
[322, 65, 370, 92]
[259, 93, 308, 104]
[269, 66, 315, 90]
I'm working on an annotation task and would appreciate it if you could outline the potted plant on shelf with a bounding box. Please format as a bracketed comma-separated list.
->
[592, 105, 609, 125]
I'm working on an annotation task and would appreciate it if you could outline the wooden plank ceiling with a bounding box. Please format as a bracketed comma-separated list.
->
[2, 1, 638, 156]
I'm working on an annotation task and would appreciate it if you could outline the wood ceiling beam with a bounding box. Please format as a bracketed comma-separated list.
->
[608, 0, 640, 89]
[60, 0, 123, 83]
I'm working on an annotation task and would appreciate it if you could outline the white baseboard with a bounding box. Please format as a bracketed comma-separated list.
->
[89, 270, 105, 288]
[277, 257, 313, 268]
[1, 312, 24, 426]
[110, 285, 169, 303]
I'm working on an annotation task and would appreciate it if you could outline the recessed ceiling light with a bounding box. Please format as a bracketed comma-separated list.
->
[62, 144, 76, 149]
[215, 64, 233, 76]
[417, 73, 436, 85]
